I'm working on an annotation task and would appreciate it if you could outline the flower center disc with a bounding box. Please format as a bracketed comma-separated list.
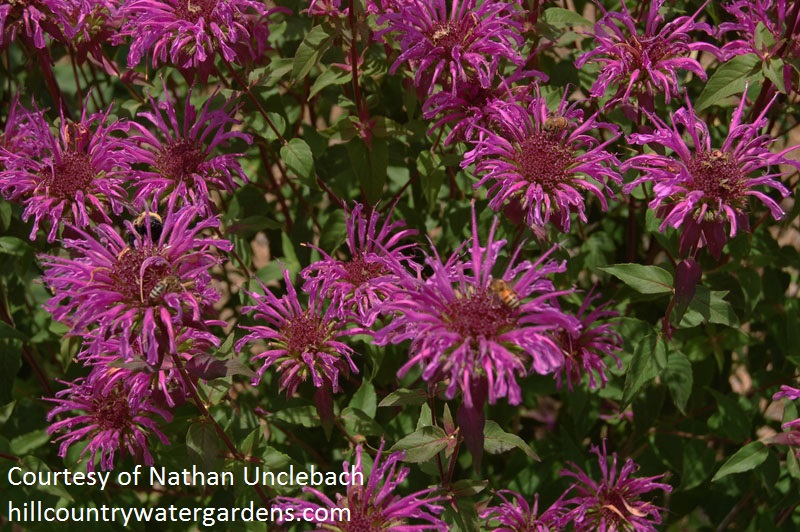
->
[516, 132, 575, 190]
[283, 312, 330, 355]
[42, 152, 95, 198]
[687, 151, 745, 205]
[342, 258, 388, 287]
[445, 289, 516, 339]
[155, 139, 205, 181]
[174, 0, 217, 23]
[112, 246, 173, 305]
[94, 385, 133, 431]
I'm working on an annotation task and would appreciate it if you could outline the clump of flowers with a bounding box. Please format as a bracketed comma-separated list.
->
[480, 490, 560, 532]
[575, 0, 720, 106]
[772, 386, 800, 442]
[119, 0, 271, 79]
[558, 440, 672, 531]
[131, 84, 252, 211]
[46, 367, 172, 472]
[0, 101, 138, 242]
[463, 88, 621, 232]
[41, 204, 231, 364]
[301, 202, 419, 327]
[719, 0, 800, 69]
[554, 291, 623, 391]
[423, 69, 543, 145]
[236, 268, 359, 396]
[274, 440, 447, 531]
[0, 0, 67, 48]
[378, 0, 524, 95]
[622, 92, 798, 259]
[51, 0, 124, 71]
[374, 206, 579, 409]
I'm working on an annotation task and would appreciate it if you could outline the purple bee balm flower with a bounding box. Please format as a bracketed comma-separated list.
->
[131, 84, 252, 211]
[274, 440, 447, 531]
[307, 0, 345, 17]
[0, 0, 67, 48]
[558, 440, 672, 532]
[480, 490, 560, 532]
[301, 202, 419, 328]
[773, 385, 800, 433]
[554, 290, 622, 391]
[52, 0, 124, 72]
[378, 0, 525, 95]
[422, 69, 545, 145]
[463, 89, 621, 232]
[0, 101, 139, 242]
[119, 0, 269, 78]
[0, 96, 48, 162]
[622, 92, 798, 259]
[236, 267, 359, 396]
[46, 367, 172, 471]
[374, 205, 579, 408]
[575, 0, 720, 106]
[84, 327, 219, 407]
[41, 204, 231, 364]
[719, 0, 800, 67]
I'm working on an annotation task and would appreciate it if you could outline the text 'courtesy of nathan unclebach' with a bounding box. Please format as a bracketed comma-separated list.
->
[5, 464, 363, 526]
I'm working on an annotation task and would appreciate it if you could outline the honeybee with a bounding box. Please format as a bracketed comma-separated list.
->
[490, 278, 520, 309]
[148, 275, 182, 302]
[129, 212, 163, 246]
[544, 115, 569, 133]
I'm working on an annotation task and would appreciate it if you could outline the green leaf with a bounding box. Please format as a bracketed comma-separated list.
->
[622, 334, 667, 408]
[738, 268, 762, 315]
[347, 137, 387, 204]
[21, 457, 74, 500]
[688, 287, 739, 327]
[708, 389, 751, 443]
[763, 57, 787, 94]
[0, 321, 27, 342]
[695, 54, 761, 110]
[450, 479, 489, 498]
[226, 215, 283, 237]
[350, 381, 377, 418]
[272, 406, 320, 428]
[318, 209, 347, 253]
[712, 441, 768, 481]
[187, 422, 222, 471]
[681, 439, 717, 489]
[541, 7, 591, 27]
[0, 237, 29, 257]
[378, 388, 429, 407]
[10, 429, 50, 455]
[483, 421, 539, 460]
[256, 57, 294, 86]
[309, 67, 351, 99]
[391, 426, 449, 463]
[599, 264, 673, 294]
[340, 407, 383, 436]
[292, 24, 335, 81]
[0, 201, 11, 230]
[0, 401, 15, 423]
[664, 351, 693, 414]
[417, 151, 445, 209]
[281, 138, 316, 187]
[754, 22, 776, 52]
[280, 232, 301, 278]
